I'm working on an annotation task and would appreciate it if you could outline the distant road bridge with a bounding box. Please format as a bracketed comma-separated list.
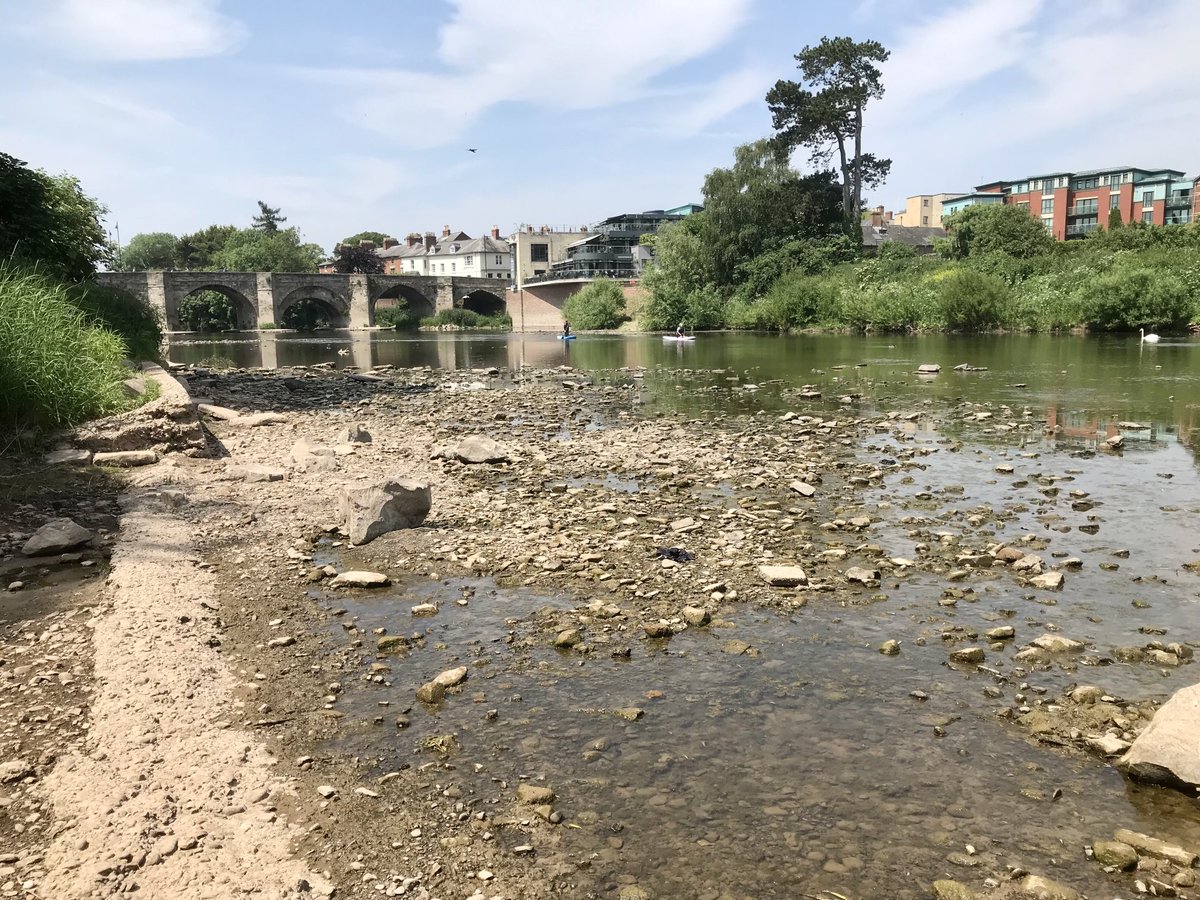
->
[95, 271, 509, 331]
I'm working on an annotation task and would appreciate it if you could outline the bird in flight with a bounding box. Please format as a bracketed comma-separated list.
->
[467, 148, 478, 153]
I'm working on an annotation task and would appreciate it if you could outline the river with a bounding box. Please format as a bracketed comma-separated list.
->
[172, 331, 1200, 898]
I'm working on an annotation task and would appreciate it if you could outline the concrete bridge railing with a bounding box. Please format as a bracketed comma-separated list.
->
[96, 271, 509, 331]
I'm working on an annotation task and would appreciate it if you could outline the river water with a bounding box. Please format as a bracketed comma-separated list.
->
[174, 332, 1200, 898]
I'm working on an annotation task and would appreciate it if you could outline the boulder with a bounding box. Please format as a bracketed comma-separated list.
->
[43, 448, 92, 466]
[516, 784, 555, 805]
[415, 681, 445, 704]
[433, 666, 468, 688]
[341, 423, 372, 443]
[1030, 571, 1064, 591]
[681, 606, 711, 627]
[950, 647, 985, 664]
[328, 570, 390, 588]
[1117, 683, 1200, 791]
[916, 363, 941, 374]
[758, 565, 807, 587]
[788, 481, 816, 497]
[450, 435, 509, 464]
[93, 450, 157, 467]
[1091, 840, 1138, 870]
[22, 518, 94, 556]
[845, 566, 880, 584]
[1031, 634, 1084, 653]
[1111, 828, 1197, 867]
[339, 478, 431, 545]
[290, 439, 339, 474]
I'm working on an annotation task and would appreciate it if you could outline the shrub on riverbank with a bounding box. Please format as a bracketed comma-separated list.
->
[375, 305, 419, 330]
[66, 282, 162, 358]
[0, 265, 129, 431]
[562, 279, 626, 330]
[419, 309, 512, 329]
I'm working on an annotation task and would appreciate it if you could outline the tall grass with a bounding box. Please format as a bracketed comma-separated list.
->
[0, 264, 129, 430]
[66, 281, 163, 359]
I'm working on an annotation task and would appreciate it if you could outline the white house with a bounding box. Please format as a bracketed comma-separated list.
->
[380, 226, 511, 279]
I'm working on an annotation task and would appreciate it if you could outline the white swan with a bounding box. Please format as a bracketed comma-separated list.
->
[1140, 328, 1160, 343]
[336, 348, 349, 356]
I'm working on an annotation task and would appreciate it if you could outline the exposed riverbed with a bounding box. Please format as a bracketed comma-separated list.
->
[4, 332, 1198, 899]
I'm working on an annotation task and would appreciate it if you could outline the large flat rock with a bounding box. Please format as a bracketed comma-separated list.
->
[22, 518, 94, 556]
[339, 478, 431, 545]
[1118, 683, 1200, 791]
[758, 565, 807, 587]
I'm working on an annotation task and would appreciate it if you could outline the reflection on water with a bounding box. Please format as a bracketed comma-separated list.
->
[169, 331, 1200, 465]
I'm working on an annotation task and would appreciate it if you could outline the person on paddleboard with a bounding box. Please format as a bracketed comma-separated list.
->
[563, 320, 571, 337]
[675, 321, 685, 337]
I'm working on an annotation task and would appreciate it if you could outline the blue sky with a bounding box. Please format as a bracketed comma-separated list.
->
[3, 0, 1198, 254]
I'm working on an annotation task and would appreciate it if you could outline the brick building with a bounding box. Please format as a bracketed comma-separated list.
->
[941, 166, 1197, 240]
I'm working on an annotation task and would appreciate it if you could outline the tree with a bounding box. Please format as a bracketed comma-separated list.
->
[563, 279, 626, 329]
[118, 232, 179, 270]
[0, 153, 111, 281]
[340, 231, 391, 247]
[767, 36, 891, 234]
[701, 140, 844, 289]
[251, 201, 286, 233]
[178, 224, 238, 269]
[1108, 207, 1123, 230]
[213, 227, 322, 272]
[332, 242, 384, 274]
[941, 203, 1054, 260]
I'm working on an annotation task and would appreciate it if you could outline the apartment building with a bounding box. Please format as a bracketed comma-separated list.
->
[379, 226, 511, 278]
[892, 193, 960, 227]
[941, 166, 1197, 240]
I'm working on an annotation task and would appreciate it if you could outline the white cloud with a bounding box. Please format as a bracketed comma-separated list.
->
[22, 0, 245, 61]
[655, 65, 774, 137]
[291, 0, 753, 146]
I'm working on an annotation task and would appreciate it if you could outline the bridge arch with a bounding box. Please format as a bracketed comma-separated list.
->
[178, 283, 258, 331]
[371, 283, 436, 323]
[459, 288, 506, 318]
[275, 285, 350, 329]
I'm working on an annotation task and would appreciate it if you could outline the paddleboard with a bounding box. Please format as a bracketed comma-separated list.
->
[557, 334, 577, 340]
[662, 335, 696, 342]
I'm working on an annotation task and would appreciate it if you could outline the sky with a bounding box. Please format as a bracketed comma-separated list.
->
[3, 0, 1199, 254]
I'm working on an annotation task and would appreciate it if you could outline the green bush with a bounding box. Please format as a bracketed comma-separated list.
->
[935, 269, 1009, 331]
[728, 272, 838, 330]
[375, 305, 419, 330]
[0, 264, 129, 430]
[420, 309, 512, 329]
[1079, 267, 1192, 331]
[66, 282, 162, 359]
[835, 281, 940, 333]
[563, 280, 626, 330]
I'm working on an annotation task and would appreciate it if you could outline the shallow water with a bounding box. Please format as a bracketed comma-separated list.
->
[187, 331, 1200, 895]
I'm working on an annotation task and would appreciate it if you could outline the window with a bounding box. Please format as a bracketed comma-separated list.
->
[1075, 177, 1098, 190]
[530, 243, 549, 262]
[1110, 194, 1120, 209]
[1073, 199, 1098, 215]
[495, 255, 503, 264]
[1041, 198, 1054, 214]
[1143, 210, 1153, 224]
[1043, 218, 1054, 231]
[464, 255, 473, 265]
[1142, 191, 1154, 206]
[922, 198, 930, 206]
[440, 263, 445, 272]
[451, 263, 456, 272]
[922, 216, 928, 225]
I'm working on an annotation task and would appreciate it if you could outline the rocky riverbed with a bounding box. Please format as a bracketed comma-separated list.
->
[2, 359, 1198, 899]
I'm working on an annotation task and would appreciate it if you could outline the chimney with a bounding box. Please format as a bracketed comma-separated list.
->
[424, 231, 436, 249]
[442, 225, 451, 237]
[360, 239, 377, 250]
[869, 206, 884, 227]
[491, 226, 500, 239]
[406, 232, 421, 247]
[382, 237, 398, 249]
[581, 225, 588, 234]
[527, 225, 533, 234]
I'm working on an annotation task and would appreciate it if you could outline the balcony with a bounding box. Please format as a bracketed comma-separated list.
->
[1065, 223, 1099, 236]
[1067, 206, 1099, 217]
[1165, 194, 1194, 207]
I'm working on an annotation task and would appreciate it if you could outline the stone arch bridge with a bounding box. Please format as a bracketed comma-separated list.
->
[95, 271, 509, 331]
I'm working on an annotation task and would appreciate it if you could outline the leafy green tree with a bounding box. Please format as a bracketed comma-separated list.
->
[251, 201, 286, 233]
[340, 231, 391, 247]
[332, 242, 384, 274]
[701, 140, 844, 290]
[282, 299, 332, 331]
[942, 203, 1054, 260]
[1108, 207, 1123, 230]
[1079, 267, 1191, 331]
[213, 227, 322, 272]
[178, 224, 237, 269]
[177, 290, 237, 331]
[117, 232, 179, 270]
[563, 279, 626, 329]
[639, 216, 725, 329]
[0, 153, 111, 281]
[767, 37, 891, 233]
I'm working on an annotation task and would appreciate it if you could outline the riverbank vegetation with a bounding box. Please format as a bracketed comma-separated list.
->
[640, 37, 1200, 335]
[1, 153, 163, 433]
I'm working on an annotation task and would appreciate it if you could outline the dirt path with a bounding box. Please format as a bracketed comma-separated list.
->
[33, 476, 333, 899]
